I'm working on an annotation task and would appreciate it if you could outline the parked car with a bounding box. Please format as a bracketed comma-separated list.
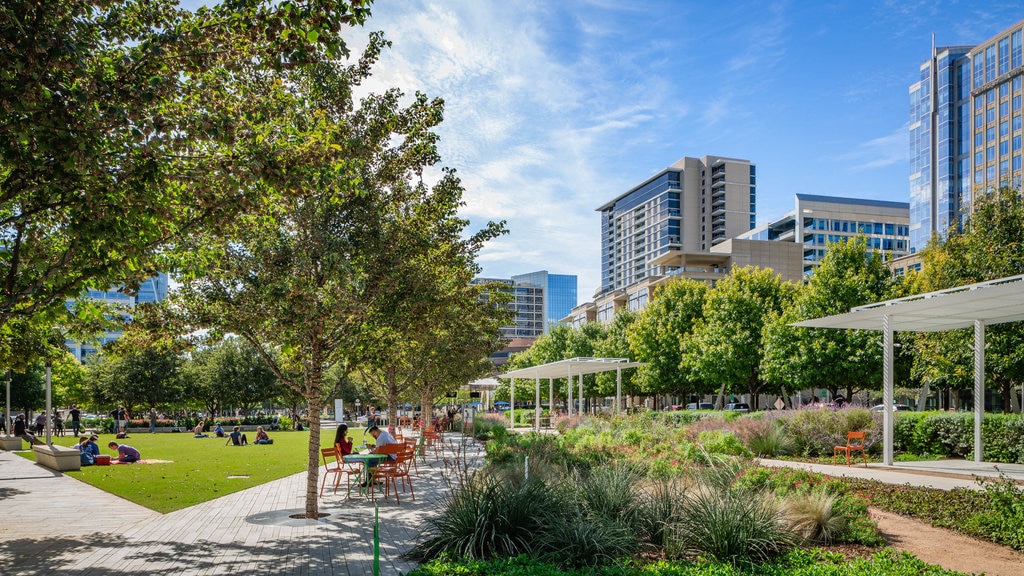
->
[870, 404, 914, 412]
[725, 402, 750, 413]
[686, 402, 714, 410]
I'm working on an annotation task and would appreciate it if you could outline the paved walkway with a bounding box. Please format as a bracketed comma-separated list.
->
[758, 458, 1024, 490]
[0, 434, 484, 576]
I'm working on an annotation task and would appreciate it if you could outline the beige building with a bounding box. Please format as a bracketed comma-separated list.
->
[565, 238, 803, 327]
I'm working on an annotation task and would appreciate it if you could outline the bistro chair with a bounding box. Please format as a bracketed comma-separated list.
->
[320, 447, 361, 496]
[833, 431, 867, 466]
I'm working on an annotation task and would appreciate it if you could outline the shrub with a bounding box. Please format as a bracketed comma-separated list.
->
[696, 430, 750, 458]
[536, 517, 639, 568]
[741, 420, 793, 458]
[667, 480, 795, 565]
[783, 487, 846, 544]
[778, 406, 880, 457]
[407, 472, 560, 561]
[970, 474, 1024, 550]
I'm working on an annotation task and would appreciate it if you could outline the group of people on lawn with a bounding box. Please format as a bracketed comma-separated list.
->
[74, 434, 140, 466]
[192, 420, 273, 445]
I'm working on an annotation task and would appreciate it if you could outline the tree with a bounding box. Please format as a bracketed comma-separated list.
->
[594, 310, 640, 404]
[0, 1, 372, 333]
[915, 186, 1024, 412]
[627, 278, 707, 400]
[187, 337, 283, 417]
[172, 35, 504, 518]
[761, 236, 899, 402]
[683, 267, 795, 410]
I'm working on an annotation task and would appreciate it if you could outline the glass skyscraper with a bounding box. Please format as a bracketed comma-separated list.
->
[66, 273, 170, 361]
[909, 20, 1024, 253]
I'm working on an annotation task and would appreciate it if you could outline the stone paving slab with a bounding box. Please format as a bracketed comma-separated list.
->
[0, 435, 484, 576]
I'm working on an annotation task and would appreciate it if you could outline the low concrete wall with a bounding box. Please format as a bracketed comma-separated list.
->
[33, 444, 81, 472]
[1, 435, 23, 451]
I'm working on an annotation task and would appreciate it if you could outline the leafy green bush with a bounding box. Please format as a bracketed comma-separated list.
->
[778, 407, 880, 457]
[966, 475, 1024, 550]
[405, 549, 973, 575]
[696, 430, 751, 458]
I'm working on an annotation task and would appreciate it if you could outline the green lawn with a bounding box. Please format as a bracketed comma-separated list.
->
[16, 426, 369, 513]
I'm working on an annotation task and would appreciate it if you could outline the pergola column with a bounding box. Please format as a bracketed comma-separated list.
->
[567, 366, 573, 418]
[510, 377, 515, 430]
[974, 320, 985, 463]
[578, 374, 583, 416]
[615, 368, 622, 416]
[882, 314, 894, 466]
[534, 376, 540, 432]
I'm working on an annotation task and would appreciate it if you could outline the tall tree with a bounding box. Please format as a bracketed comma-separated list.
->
[761, 236, 899, 402]
[627, 278, 707, 399]
[683, 267, 795, 410]
[172, 36, 503, 518]
[594, 310, 640, 404]
[0, 1, 372, 331]
[916, 186, 1024, 412]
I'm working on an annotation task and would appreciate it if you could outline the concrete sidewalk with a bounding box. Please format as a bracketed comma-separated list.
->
[0, 435, 484, 576]
[758, 458, 1024, 490]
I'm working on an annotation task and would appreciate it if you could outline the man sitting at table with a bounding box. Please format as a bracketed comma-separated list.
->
[361, 426, 397, 486]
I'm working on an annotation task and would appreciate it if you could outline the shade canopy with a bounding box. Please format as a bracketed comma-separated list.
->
[792, 275, 1024, 332]
[501, 357, 644, 380]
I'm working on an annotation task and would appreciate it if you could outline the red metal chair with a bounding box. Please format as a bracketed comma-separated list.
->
[833, 431, 867, 466]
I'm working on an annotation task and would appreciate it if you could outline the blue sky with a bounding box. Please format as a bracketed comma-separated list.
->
[183, 1, 1024, 298]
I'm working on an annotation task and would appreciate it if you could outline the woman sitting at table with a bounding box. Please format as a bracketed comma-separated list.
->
[334, 423, 354, 456]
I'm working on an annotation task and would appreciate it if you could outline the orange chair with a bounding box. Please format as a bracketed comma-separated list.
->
[320, 447, 361, 496]
[422, 426, 442, 460]
[366, 443, 405, 501]
[404, 437, 420, 475]
[833, 431, 867, 466]
[378, 445, 416, 504]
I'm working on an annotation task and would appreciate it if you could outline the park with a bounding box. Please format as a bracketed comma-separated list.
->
[4, 1, 1024, 575]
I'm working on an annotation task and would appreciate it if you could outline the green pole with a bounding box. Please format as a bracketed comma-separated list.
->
[373, 503, 380, 576]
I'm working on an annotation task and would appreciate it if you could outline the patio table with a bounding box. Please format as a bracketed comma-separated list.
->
[343, 453, 387, 498]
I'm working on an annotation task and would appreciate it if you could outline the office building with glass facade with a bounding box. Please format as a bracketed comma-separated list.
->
[473, 271, 577, 366]
[909, 20, 1024, 253]
[597, 155, 755, 295]
[739, 194, 910, 275]
[66, 273, 170, 361]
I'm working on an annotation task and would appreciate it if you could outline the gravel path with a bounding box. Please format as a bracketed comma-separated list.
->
[871, 508, 1024, 576]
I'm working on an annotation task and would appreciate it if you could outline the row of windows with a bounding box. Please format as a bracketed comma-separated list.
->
[806, 219, 909, 236]
[805, 235, 907, 251]
[973, 29, 1023, 89]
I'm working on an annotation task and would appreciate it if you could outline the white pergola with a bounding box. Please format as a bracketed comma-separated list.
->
[793, 274, 1024, 466]
[500, 357, 644, 431]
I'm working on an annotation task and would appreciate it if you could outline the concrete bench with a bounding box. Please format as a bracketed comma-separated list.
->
[33, 444, 81, 472]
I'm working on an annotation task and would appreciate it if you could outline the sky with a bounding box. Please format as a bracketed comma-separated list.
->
[184, 1, 1024, 299]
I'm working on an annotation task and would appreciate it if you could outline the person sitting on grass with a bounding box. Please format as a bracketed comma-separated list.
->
[253, 426, 273, 445]
[226, 426, 248, 446]
[214, 422, 225, 437]
[76, 436, 95, 466]
[193, 421, 208, 438]
[108, 441, 141, 463]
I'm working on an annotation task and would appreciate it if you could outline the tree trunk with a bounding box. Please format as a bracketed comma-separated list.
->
[420, 391, 433, 429]
[304, 399, 322, 519]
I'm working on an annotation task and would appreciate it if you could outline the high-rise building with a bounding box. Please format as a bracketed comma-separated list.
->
[739, 194, 910, 275]
[597, 155, 755, 295]
[909, 20, 1024, 253]
[65, 273, 170, 361]
[473, 271, 577, 366]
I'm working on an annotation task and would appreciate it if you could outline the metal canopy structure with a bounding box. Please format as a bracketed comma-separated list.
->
[501, 357, 644, 431]
[792, 274, 1024, 466]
